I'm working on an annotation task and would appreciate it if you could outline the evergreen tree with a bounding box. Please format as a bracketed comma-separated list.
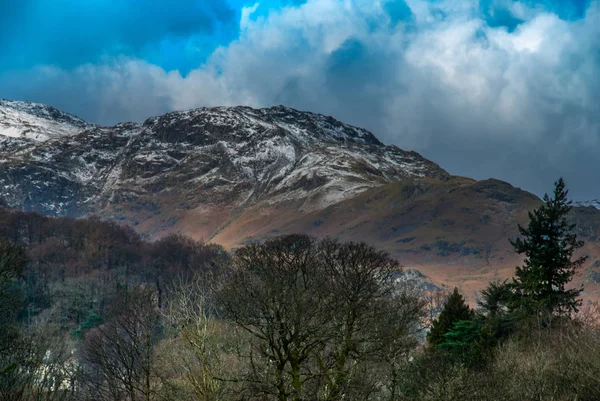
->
[427, 287, 472, 347]
[439, 317, 490, 365]
[510, 178, 587, 316]
[478, 280, 512, 317]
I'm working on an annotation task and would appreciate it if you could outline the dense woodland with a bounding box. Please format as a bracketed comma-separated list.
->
[1, 179, 600, 401]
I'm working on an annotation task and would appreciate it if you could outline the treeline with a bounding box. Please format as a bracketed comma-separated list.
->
[0, 207, 226, 325]
[1, 179, 600, 401]
[0, 207, 228, 400]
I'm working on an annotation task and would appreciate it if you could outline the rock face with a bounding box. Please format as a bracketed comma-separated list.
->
[0, 102, 449, 226]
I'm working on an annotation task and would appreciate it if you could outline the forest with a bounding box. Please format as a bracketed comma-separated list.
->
[1, 179, 600, 401]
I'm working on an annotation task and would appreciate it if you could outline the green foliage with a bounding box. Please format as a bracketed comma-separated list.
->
[478, 280, 512, 316]
[478, 280, 521, 342]
[71, 313, 104, 340]
[440, 318, 487, 364]
[427, 287, 472, 347]
[509, 178, 587, 316]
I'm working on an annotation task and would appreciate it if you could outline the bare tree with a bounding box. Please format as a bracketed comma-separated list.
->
[314, 240, 425, 401]
[0, 238, 73, 401]
[79, 287, 163, 401]
[162, 275, 245, 401]
[217, 235, 332, 401]
[217, 235, 425, 401]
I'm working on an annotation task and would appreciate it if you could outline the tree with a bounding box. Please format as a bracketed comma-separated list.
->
[80, 287, 164, 401]
[435, 282, 520, 366]
[509, 178, 587, 317]
[163, 275, 243, 401]
[0, 238, 28, 399]
[439, 318, 488, 364]
[476, 281, 520, 344]
[0, 238, 74, 401]
[217, 235, 424, 401]
[427, 287, 472, 347]
[478, 280, 513, 317]
[0, 238, 27, 355]
[316, 239, 424, 401]
[147, 234, 227, 309]
[217, 235, 332, 401]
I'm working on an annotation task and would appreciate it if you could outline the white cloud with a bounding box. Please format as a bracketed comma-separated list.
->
[240, 3, 260, 30]
[2, 0, 599, 198]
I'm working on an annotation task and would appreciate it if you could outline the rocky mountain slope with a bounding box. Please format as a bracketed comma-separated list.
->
[0, 102, 449, 225]
[1, 100, 599, 303]
[0, 99, 94, 142]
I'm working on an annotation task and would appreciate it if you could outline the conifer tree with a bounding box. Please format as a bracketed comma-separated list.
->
[478, 280, 512, 317]
[427, 287, 472, 347]
[510, 178, 587, 316]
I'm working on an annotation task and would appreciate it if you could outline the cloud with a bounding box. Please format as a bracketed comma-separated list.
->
[0, 0, 599, 199]
[0, 0, 239, 74]
[241, 3, 261, 30]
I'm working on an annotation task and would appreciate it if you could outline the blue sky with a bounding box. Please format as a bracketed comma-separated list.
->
[0, 0, 598, 199]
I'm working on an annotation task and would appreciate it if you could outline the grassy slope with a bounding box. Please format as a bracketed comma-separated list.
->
[102, 174, 600, 304]
[209, 177, 600, 304]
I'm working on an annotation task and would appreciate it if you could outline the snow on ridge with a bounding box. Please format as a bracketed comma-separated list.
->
[143, 105, 384, 146]
[0, 99, 91, 127]
[575, 200, 600, 210]
[135, 106, 446, 209]
[0, 101, 449, 217]
[0, 99, 94, 142]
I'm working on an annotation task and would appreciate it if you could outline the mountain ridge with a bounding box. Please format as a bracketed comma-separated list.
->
[0, 100, 450, 220]
[0, 99, 95, 142]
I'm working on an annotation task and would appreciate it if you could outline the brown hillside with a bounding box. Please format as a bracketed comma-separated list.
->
[200, 177, 600, 305]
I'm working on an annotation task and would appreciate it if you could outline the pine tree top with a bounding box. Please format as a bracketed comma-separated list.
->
[509, 178, 587, 317]
[427, 287, 472, 347]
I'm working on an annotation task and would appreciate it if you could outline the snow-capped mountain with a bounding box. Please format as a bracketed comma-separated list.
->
[0, 102, 449, 231]
[0, 99, 94, 143]
[575, 200, 600, 210]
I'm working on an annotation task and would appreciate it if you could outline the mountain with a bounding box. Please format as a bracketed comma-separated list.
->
[0, 100, 599, 303]
[0, 103, 449, 222]
[234, 177, 600, 301]
[0, 99, 94, 143]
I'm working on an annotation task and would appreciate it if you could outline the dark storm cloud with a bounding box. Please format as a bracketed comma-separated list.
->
[0, 0, 238, 73]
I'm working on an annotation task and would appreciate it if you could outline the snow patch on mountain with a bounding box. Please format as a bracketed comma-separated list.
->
[0, 99, 94, 142]
[575, 200, 600, 210]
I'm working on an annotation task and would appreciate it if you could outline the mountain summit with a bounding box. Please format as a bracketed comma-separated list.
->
[0, 103, 449, 227]
[575, 200, 600, 210]
[0, 99, 94, 142]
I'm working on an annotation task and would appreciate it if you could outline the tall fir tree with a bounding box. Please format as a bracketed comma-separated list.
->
[427, 287, 472, 347]
[510, 178, 587, 316]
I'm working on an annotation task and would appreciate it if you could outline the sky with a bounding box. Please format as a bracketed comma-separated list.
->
[0, 0, 598, 200]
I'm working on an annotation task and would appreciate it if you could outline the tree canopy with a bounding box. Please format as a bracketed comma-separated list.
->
[427, 287, 472, 347]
